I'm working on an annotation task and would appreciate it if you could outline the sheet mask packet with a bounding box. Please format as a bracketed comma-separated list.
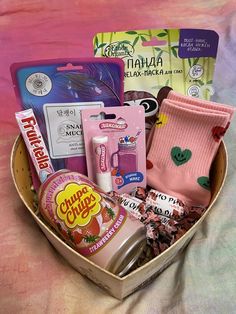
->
[81, 106, 146, 194]
[93, 29, 219, 134]
[10, 58, 125, 191]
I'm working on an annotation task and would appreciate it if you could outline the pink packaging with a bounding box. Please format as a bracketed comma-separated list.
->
[39, 170, 147, 275]
[92, 135, 113, 193]
[15, 109, 54, 183]
[81, 106, 146, 194]
[11, 58, 124, 191]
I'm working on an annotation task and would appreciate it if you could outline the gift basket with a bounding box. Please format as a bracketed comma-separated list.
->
[10, 29, 234, 299]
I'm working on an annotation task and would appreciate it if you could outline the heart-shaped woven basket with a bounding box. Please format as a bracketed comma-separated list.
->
[10, 134, 228, 299]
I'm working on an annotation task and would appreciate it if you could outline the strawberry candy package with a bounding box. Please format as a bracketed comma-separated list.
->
[81, 106, 146, 194]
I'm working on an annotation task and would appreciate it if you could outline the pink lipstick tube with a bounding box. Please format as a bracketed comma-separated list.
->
[92, 135, 113, 192]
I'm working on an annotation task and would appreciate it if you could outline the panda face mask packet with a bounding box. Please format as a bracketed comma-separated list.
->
[93, 28, 219, 134]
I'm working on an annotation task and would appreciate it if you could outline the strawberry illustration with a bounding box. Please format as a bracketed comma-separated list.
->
[62, 229, 69, 239]
[101, 206, 115, 223]
[111, 168, 118, 176]
[82, 217, 100, 243]
[72, 231, 83, 245]
[119, 169, 125, 176]
[115, 176, 123, 185]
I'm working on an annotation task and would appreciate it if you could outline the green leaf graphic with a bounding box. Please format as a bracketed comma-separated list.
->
[156, 50, 163, 59]
[94, 48, 98, 55]
[137, 54, 145, 68]
[98, 43, 107, 48]
[126, 31, 138, 34]
[140, 36, 147, 42]
[84, 235, 100, 243]
[107, 207, 115, 220]
[154, 47, 162, 52]
[138, 54, 144, 60]
[157, 32, 167, 37]
[207, 80, 213, 84]
[193, 58, 200, 66]
[198, 80, 204, 86]
[188, 59, 192, 67]
[94, 36, 99, 48]
[133, 36, 139, 47]
[171, 47, 177, 58]
[120, 40, 131, 44]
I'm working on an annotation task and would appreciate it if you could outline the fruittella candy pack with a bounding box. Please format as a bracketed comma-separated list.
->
[11, 59, 124, 182]
[93, 29, 219, 134]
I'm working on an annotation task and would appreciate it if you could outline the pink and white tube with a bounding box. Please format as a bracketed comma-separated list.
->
[92, 135, 113, 192]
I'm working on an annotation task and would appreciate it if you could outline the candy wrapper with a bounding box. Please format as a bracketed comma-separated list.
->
[15, 109, 54, 183]
[118, 189, 206, 256]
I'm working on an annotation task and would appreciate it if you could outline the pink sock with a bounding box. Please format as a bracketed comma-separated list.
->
[146, 97, 232, 154]
[146, 99, 232, 207]
[168, 90, 235, 120]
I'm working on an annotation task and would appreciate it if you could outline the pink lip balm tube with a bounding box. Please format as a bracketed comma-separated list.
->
[92, 135, 113, 192]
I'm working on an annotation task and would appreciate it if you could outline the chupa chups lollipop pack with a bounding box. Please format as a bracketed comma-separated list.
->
[10, 58, 124, 187]
[93, 29, 219, 133]
[82, 106, 146, 194]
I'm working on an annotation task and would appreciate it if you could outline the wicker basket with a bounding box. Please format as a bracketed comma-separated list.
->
[10, 134, 228, 299]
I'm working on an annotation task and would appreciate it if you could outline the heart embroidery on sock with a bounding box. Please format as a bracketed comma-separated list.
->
[171, 146, 192, 166]
[212, 125, 227, 142]
[197, 176, 210, 190]
[156, 113, 168, 128]
[146, 159, 153, 169]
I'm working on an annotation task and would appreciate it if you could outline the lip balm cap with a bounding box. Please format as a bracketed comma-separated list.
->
[92, 135, 108, 144]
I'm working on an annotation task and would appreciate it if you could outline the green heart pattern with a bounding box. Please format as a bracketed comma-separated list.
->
[171, 146, 192, 166]
[197, 176, 210, 190]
